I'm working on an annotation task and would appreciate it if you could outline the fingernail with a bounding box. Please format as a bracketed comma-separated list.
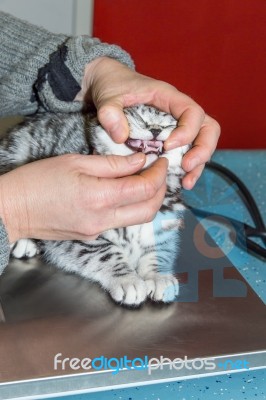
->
[164, 139, 181, 150]
[109, 122, 128, 143]
[183, 175, 197, 190]
[188, 157, 200, 171]
[102, 112, 123, 139]
[104, 111, 120, 124]
[190, 176, 197, 187]
[127, 153, 146, 165]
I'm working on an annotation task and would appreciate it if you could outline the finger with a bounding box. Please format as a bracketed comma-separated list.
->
[182, 164, 205, 190]
[164, 104, 205, 150]
[73, 153, 146, 178]
[97, 104, 129, 143]
[182, 115, 221, 172]
[91, 157, 168, 209]
[143, 84, 205, 150]
[104, 180, 167, 231]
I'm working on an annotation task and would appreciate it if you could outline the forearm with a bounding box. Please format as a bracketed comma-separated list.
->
[0, 12, 134, 116]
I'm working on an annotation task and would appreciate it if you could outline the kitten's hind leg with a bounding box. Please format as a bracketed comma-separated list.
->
[0, 130, 32, 173]
[11, 239, 39, 259]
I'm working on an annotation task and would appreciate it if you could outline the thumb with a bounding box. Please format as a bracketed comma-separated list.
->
[77, 153, 146, 178]
[97, 104, 129, 143]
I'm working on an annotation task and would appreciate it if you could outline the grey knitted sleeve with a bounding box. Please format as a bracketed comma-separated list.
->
[0, 219, 9, 274]
[0, 11, 135, 270]
[0, 11, 134, 116]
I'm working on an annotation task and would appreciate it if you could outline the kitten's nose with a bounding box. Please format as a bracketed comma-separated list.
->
[150, 128, 162, 138]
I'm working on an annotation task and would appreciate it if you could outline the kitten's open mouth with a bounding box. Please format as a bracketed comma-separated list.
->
[126, 139, 164, 155]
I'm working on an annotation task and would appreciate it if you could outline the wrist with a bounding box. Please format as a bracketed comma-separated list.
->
[74, 57, 130, 102]
[74, 57, 108, 102]
[0, 173, 28, 243]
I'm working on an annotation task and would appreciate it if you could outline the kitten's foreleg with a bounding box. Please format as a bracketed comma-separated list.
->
[101, 265, 148, 306]
[43, 241, 148, 307]
[137, 252, 179, 303]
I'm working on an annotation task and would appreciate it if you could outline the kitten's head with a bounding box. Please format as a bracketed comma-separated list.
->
[91, 104, 189, 172]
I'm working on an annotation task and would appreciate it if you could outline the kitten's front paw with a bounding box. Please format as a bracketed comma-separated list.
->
[11, 239, 39, 259]
[144, 273, 179, 303]
[108, 275, 147, 307]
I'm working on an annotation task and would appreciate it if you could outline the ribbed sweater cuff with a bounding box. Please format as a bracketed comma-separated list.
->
[35, 37, 135, 113]
[0, 218, 10, 274]
[0, 11, 135, 116]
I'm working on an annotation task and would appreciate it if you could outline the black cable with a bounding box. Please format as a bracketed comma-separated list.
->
[206, 161, 266, 244]
[186, 160, 266, 259]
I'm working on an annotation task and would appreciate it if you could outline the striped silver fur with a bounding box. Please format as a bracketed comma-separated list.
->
[0, 105, 189, 306]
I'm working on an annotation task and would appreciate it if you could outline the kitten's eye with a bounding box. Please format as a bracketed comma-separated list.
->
[164, 125, 176, 130]
[134, 113, 147, 127]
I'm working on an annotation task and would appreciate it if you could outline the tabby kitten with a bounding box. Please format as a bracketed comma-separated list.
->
[0, 105, 189, 306]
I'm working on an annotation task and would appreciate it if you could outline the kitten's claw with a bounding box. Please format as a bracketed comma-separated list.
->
[108, 275, 147, 306]
[145, 273, 179, 302]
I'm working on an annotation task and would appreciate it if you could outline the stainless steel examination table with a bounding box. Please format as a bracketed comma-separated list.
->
[0, 208, 265, 399]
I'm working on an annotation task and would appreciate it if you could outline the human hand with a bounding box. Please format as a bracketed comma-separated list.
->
[0, 153, 168, 243]
[75, 57, 220, 190]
